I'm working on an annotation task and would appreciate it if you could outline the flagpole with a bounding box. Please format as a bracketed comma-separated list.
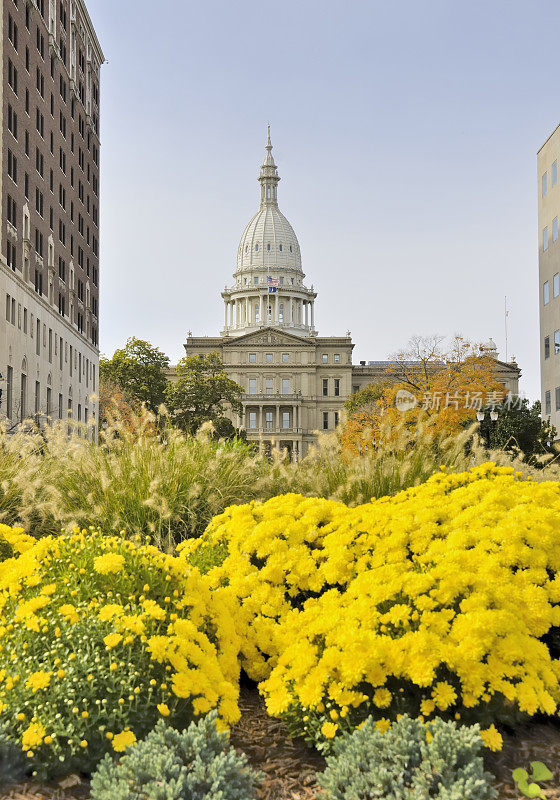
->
[504, 296, 508, 362]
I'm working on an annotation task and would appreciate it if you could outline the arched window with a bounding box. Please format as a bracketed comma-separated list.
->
[279, 244, 282, 251]
[255, 243, 259, 251]
[267, 186, 271, 198]
[267, 243, 271, 251]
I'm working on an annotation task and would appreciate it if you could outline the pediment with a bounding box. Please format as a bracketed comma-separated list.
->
[223, 328, 315, 348]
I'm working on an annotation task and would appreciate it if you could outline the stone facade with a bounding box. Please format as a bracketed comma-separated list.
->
[0, 0, 102, 429]
[538, 124, 560, 438]
[183, 132, 521, 457]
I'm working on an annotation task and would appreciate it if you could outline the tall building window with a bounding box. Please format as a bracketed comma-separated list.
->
[265, 378, 273, 394]
[323, 412, 329, 430]
[282, 353, 289, 362]
[266, 353, 273, 363]
[282, 411, 290, 429]
[554, 273, 560, 298]
[543, 172, 548, 197]
[334, 378, 340, 396]
[35, 381, 40, 415]
[334, 411, 339, 427]
[544, 281, 550, 305]
[544, 226, 549, 251]
[556, 387, 560, 412]
[248, 411, 257, 429]
[279, 303, 284, 322]
[555, 330, 560, 355]
[46, 387, 52, 417]
[6, 367, 13, 419]
[545, 335, 550, 359]
[322, 378, 328, 396]
[553, 160, 558, 186]
[282, 379, 290, 394]
[554, 217, 558, 242]
[20, 373, 27, 422]
[322, 354, 328, 363]
[545, 390, 551, 415]
[265, 411, 273, 431]
[334, 354, 340, 363]
[254, 304, 260, 323]
[249, 378, 257, 395]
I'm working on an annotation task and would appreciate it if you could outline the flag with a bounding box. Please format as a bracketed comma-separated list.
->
[267, 277, 279, 287]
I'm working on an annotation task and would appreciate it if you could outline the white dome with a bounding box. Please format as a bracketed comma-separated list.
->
[236, 205, 302, 273]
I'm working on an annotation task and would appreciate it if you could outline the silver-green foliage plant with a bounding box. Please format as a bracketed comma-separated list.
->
[90, 714, 261, 800]
[318, 715, 497, 800]
[0, 724, 28, 788]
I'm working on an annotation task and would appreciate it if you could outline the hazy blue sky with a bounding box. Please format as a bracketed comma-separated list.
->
[88, 0, 560, 400]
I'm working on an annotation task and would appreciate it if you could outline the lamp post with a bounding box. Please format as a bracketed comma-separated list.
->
[476, 408, 499, 446]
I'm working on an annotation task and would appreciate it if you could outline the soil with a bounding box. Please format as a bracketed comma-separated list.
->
[3, 688, 560, 799]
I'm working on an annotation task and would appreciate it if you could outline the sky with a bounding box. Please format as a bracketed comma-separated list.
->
[87, 0, 560, 401]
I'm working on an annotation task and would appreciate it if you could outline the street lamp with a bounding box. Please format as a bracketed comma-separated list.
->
[477, 408, 499, 445]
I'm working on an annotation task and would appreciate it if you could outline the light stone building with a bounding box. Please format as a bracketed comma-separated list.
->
[183, 131, 520, 458]
[538, 124, 560, 437]
[0, 0, 102, 430]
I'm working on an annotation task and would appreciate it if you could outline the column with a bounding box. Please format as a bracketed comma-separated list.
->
[245, 296, 249, 325]
[311, 301, 315, 330]
[292, 404, 296, 431]
[289, 297, 293, 325]
[276, 404, 280, 432]
[304, 301, 308, 327]
[258, 405, 262, 431]
[260, 294, 264, 325]
[275, 294, 279, 324]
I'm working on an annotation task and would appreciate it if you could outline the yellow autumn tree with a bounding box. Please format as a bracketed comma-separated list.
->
[342, 336, 506, 456]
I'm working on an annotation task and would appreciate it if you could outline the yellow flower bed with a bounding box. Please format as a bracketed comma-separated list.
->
[0, 527, 240, 777]
[177, 494, 350, 680]
[0, 524, 36, 562]
[258, 465, 560, 748]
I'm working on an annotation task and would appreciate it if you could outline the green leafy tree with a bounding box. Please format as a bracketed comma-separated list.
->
[479, 398, 557, 461]
[165, 353, 243, 436]
[99, 338, 170, 414]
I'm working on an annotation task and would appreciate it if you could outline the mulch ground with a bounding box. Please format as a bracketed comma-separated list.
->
[3, 688, 560, 799]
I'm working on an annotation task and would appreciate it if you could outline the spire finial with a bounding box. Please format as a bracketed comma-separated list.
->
[266, 123, 271, 148]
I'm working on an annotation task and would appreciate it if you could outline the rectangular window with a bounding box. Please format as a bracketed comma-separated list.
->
[36, 319, 41, 355]
[282, 411, 290, 429]
[555, 330, 560, 355]
[334, 411, 339, 427]
[282, 353, 289, 363]
[265, 378, 273, 394]
[58, 393, 63, 419]
[46, 387, 52, 417]
[543, 172, 548, 197]
[282, 378, 290, 394]
[248, 411, 257, 429]
[544, 280, 550, 306]
[545, 335, 550, 359]
[323, 411, 329, 430]
[6, 366, 13, 419]
[266, 353, 273, 363]
[334, 378, 340, 397]
[322, 354, 328, 363]
[249, 378, 257, 395]
[35, 381, 40, 415]
[322, 378, 328, 396]
[555, 273, 560, 298]
[545, 390, 551, 415]
[554, 217, 558, 242]
[544, 226, 549, 251]
[20, 373, 27, 422]
[265, 411, 273, 431]
[334, 354, 340, 363]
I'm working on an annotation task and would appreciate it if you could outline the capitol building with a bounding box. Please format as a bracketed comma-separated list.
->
[183, 131, 520, 458]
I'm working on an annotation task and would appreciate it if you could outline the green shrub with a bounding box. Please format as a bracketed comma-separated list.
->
[90, 714, 262, 800]
[318, 715, 496, 800]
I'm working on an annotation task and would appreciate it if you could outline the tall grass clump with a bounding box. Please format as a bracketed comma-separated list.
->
[1, 406, 558, 549]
